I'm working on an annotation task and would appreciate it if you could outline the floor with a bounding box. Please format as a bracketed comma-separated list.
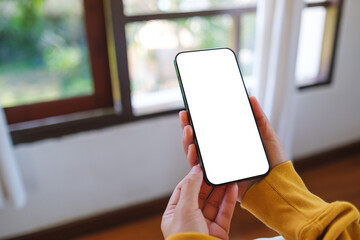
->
[76, 151, 360, 240]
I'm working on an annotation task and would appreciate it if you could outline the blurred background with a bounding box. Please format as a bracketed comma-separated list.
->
[0, 0, 359, 239]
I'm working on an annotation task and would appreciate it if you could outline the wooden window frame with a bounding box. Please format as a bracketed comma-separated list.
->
[4, 0, 113, 125]
[109, 0, 257, 120]
[9, 0, 257, 144]
[298, 0, 344, 89]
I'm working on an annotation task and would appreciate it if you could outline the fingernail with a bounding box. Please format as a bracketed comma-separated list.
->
[190, 164, 201, 174]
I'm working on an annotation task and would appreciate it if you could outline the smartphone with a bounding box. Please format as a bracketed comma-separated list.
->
[174, 48, 270, 186]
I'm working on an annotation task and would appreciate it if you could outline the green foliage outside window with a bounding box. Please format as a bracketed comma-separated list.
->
[0, 0, 92, 107]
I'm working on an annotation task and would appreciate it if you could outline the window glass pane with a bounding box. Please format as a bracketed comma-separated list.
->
[123, 0, 257, 16]
[0, 0, 93, 108]
[126, 15, 234, 115]
[239, 12, 256, 94]
[295, 6, 326, 85]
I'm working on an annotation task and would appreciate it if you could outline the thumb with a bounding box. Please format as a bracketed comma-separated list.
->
[249, 96, 277, 142]
[249, 96, 268, 130]
[249, 96, 287, 167]
[178, 165, 203, 209]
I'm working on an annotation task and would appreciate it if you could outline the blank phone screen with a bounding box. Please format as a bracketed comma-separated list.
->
[175, 48, 269, 185]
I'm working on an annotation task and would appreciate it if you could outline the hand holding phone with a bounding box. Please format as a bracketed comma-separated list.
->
[174, 48, 270, 186]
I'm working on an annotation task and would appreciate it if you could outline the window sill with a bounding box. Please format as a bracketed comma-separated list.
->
[297, 74, 332, 90]
[10, 108, 182, 145]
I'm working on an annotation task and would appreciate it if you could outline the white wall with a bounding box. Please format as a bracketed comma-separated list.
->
[0, 115, 188, 238]
[292, 0, 360, 158]
[0, 0, 359, 238]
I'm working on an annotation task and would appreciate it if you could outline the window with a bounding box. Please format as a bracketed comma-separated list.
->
[5, 0, 343, 144]
[4, 0, 257, 144]
[295, 0, 343, 88]
[108, 0, 257, 116]
[0, 0, 112, 124]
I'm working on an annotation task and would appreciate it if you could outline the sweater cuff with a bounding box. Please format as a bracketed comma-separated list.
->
[166, 232, 219, 240]
[240, 161, 329, 239]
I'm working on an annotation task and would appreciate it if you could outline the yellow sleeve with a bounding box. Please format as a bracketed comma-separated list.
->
[166, 232, 218, 240]
[241, 161, 360, 240]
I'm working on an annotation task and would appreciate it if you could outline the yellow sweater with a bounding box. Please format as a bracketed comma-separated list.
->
[167, 162, 360, 240]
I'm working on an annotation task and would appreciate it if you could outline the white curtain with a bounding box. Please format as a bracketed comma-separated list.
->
[253, 0, 304, 158]
[0, 107, 26, 209]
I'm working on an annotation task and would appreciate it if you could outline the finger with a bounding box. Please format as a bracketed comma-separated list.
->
[249, 96, 268, 130]
[164, 176, 186, 214]
[249, 96, 276, 140]
[178, 165, 203, 210]
[165, 164, 201, 214]
[182, 125, 194, 154]
[249, 96, 287, 167]
[198, 181, 213, 210]
[187, 144, 199, 167]
[214, 183, 238, 231]
[179, 111, 189, 129]
[202, 185, 227, 221]
[185, 144, 208, 207]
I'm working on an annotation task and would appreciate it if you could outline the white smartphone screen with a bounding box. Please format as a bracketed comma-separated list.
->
[175, 48, 269, 185]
